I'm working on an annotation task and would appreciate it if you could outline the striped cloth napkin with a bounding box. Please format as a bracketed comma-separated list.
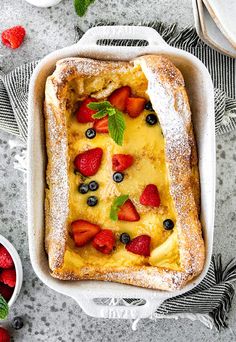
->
[0, 23, 236, 330]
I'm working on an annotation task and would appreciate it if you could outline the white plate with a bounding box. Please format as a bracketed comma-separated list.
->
[27, 25, 215, 320]
[203, 0, 236, 49]
[196, 0, 236, 57]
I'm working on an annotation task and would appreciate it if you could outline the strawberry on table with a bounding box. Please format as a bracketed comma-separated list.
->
[0, 245, 14, 269]
[140, 184, 161, 207]
[112, 154, 134, 172]
[76, 97, 98, 123]
[126, 97, 146, 118]
[71, 220, 101, 247]
[93, 116, 109, 133]
[118, 199, 140, 222]
[0, 327, 10, 342]
[108, 86, 131, 111]
[92, 229, 115, 254]
[126, 235, 151, 256]
[1, 26, 25, 49]
[0, 269, 16, 288]
[74, 147, 103, 177]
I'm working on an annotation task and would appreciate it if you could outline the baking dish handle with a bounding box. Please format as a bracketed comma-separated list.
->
[73, 294, 164, 319]
[76, 25, 168, 48]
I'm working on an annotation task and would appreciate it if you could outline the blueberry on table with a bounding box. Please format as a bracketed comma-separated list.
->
[120, 233, 131, 244]
[88, 181, 99, 191]
[78, 183, 89, 194]
[113, 172, 124, 183]
[12, 316, 24, 330]
[163, 219, 174, 230]
[87, 196, 98, 207]
[146, 114, 158, 126]
[85, 128, 96, 139]
[145, 101, 154, 111]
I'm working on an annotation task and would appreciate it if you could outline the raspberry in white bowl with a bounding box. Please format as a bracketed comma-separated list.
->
[0, 235, 23, 307]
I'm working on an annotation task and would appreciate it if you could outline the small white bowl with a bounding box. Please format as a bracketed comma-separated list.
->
[24, 0, 62, 7]
[0, 235, 23, 307]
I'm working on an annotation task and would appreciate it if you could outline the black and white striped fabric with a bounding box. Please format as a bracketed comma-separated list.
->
[0, 23, 236, 141]
[0, 24, 236, 331]
[97, 255, 236, 331]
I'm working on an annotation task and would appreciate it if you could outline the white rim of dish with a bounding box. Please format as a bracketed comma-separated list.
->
[0, 235, 23, 307]
[24, 0, 63, 7]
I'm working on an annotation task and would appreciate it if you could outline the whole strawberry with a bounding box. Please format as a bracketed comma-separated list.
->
[0, 269, 16, 288]
[1, 26, 26, 49]
[0, 246, 14, 269]
[0, 327, 10, 342]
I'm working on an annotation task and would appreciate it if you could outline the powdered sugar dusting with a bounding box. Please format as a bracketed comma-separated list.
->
[46, 55, 204, 290]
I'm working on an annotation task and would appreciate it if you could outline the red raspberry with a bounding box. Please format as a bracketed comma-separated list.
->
[126, 235, 151, 257]
[0, 327, 10, 342]
[140, 184, 161, 207]
[1, 26, 26, 49]
[92, 229, 115, 254]
[0, 284, 13, 301]
[0, 246, 14, 269]
[0, 269, 16, 288]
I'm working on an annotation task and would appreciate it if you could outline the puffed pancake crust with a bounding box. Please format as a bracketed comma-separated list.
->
[44, 55, 205, 291]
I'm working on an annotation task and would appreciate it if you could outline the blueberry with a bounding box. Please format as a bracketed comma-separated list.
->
[145, 101, 154, 111]
[87, 196, 98, 207]
[85, 128, 96, 139]
[120, 233, 131, 244]
[163, 219, 174, 230]
[146, 114, 158, 126]
[113, 172, 124, 183]
[78, 183, 89, 194]
[12, 316, 24, 330]
[88, 181, 99, 191]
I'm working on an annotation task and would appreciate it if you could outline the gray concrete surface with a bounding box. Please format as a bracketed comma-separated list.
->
[0, 0, 236, 341]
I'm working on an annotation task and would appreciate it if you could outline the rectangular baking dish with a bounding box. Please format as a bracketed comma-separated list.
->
[27, 26, 215, 319]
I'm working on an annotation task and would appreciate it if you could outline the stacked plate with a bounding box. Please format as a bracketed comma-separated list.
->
[193, 0, 236, 57]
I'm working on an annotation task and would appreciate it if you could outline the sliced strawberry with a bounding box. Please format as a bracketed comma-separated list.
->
[93, 116, 109, 133]
[108, 86, 131, 111]
[126, 235, 151, 256]
[112, 154, 134, 172]
[92, 229, 115, 254]
[74, 147, 103, 177]
[126, 97, 146, 118]
[71, 220, 101, 247]
[118, 199, 140, 222]
[76, 97, 98, 123]
[140, 184, 161, 207]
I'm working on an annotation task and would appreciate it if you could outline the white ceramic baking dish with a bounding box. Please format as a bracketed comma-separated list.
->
[27, 26, 215, 320]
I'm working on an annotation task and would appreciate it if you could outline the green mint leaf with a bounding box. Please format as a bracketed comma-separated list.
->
[88, 100, 126, 145]
[74, 0, 95, 17]
[0, 295, 8, 320]
[110, 195, 129, 221]
[88, 101, 111, 111]
[108, 111, 125, 146]
[106, 107, 116, 116]
[92, 109, 108, 119]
